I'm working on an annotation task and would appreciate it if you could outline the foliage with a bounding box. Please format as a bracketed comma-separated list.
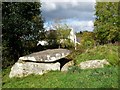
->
[46, 30, 58, 49]
[55, 24, 71, 48]
[75, 44, 119, 66]
[2, 66, 118, 88]
[75, 31, 82, 44]
[60, 39, 75, 49]
[76, 31, 83, 37]
[80, 31, 95, 49]
[2, 2, 45, 68]
[94, 2, 120, 44]
[67, 44, 86, 65]
[47, 24, 75, 49]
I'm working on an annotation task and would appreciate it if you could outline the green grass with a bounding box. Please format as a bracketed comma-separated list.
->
[2, 44, 119, 88]
[2, 66, 119, 88]
[75, 44, 119, 66]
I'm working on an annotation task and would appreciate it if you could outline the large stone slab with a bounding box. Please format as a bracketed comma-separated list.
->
[9, 62, 60, 78]
[78, 59, 109, 69]
[9, 49, 71, 78]
[19, 49, 71, 62]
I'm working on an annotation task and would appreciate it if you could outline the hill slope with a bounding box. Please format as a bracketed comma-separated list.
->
[2, 44, 119, 88]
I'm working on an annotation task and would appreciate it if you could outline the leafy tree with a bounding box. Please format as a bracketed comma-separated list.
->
[46, 23, 75, 49]
[2, 2, 45, 68]
[55, 25, 70, 42]
[55, 24, 74, 49]
[80, 31, 95, 48]
[46, 30, 58, 49]
[94, 2, 120, 44]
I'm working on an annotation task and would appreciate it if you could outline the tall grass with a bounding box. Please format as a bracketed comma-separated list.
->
[75, 44, 119, 66]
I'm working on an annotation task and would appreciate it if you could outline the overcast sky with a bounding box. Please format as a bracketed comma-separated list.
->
[41, 0, 96, 32]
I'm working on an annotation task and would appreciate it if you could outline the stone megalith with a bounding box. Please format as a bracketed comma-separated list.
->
[78, 59, 109, 69]
[9, 62, 60, 78]
[9, 49, 71, 78]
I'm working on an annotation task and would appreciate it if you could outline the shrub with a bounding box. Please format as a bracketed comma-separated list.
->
[80, 31, 95, 49]
[60, 39, 75, 50]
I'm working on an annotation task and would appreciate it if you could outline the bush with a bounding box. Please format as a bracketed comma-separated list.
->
[66, 47, 86, 65]
[60, 39, 75, 50]
[80, 31, 95, 49]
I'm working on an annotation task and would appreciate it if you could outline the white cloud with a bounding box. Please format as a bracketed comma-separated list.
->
[44, 19, 94, 32]
[41, 0, 96, 11]
[88, 21, 94, 27]
[41, 2, 57, 11]
[41, 2, 95, 20]
[41, 1, 95, 32]
[41, 0, 96, 2]
[68, 20, 94, 32]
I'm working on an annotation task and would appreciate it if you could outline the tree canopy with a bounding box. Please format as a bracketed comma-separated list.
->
[2, 2, 45, 68]
[94, 2, 120, 44]
[55, 24, 74, 49]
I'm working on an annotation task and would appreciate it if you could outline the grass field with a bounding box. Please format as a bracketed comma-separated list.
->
[2, 66, 119, 88]
[2, 44, 119, 88]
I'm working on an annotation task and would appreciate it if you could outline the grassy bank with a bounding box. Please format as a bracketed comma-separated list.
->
[75, 44, 119, 66]
[2, 66, 118, 88]
[2, 44, 119, 88]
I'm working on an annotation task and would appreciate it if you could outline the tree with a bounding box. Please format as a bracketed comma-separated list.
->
[55, 24, 74, 49]
[46, 30, 58, 49]
[94, 2, 120, 44]
[80, 31, 95, 48]
[2, 2, 45, 68]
